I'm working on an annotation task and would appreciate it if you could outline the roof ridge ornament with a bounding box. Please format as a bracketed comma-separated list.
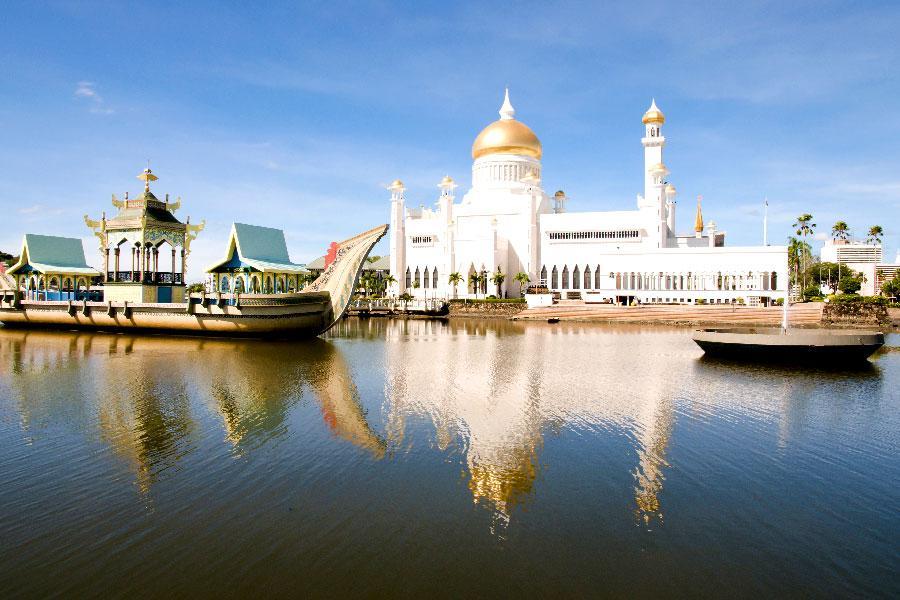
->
[499, 87, 515, 120]
[137, 164, 158, 193]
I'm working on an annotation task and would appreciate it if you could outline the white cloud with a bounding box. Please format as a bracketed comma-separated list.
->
[74, 81, 114, 114]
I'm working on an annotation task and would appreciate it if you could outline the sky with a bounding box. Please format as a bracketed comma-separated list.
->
[1, 1, 898, 280]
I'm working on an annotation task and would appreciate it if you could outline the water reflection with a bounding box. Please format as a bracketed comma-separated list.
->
[0, 329, 383, 493]
[335, 318, 682, 528]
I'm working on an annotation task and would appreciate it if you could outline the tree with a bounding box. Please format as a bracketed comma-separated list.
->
[787, 236, 812, 288]
[383, 274, 396, 297]
[882, 274, 900, 299]
[468, 272, 479, 299]
[490, 268, 506, 298]
[831, 221, 850, 241]
[838, 276, 861, 295]
[448, 272, 463, 299]
[807, 261, 847, 293]
[867, 225, 884, 245]
[514, 271, 530, 297]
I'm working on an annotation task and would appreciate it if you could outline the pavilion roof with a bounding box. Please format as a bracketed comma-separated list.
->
[7, 234, 101, 276]
[206, 223, 309, 274]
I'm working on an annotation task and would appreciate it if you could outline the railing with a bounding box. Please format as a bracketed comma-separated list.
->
[108, 271, 183, 284]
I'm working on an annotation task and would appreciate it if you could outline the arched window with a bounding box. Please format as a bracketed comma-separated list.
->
[551, 266, 559, 289]
[615, 273, 622, 289]
[405, 267, 411, 288]
[413, 267, 421, 288]
[423, 267, 430, 288]
[251, 275, 260, 293]
[584, 266, 592, 289]
[540, 265, 547, 285]
[38, 278, 45, 290]
[572, 266, 580, 289]
[432, 268, 438, 289]
[595, 267, 602, 289]
[771, 271, 777, 290]
[221, 276, 230, 292]
[63, 278, 72, 291]
[561, 266, 570, 289]
[235, 277, 245, 293]
[76, 278, 86, 291]
[265, 275, 273, 293]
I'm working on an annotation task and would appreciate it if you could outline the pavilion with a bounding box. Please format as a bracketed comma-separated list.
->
[206, 223, 310, 294]
[7, 234, 101, 300]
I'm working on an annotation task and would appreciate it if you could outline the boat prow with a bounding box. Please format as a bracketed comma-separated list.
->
[692, 327, 885, 363]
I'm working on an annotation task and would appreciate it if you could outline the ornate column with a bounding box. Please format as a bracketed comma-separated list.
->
[114, 247, 120, 281]
[104, 247, 110, 282]
[171, 248, 176, 280]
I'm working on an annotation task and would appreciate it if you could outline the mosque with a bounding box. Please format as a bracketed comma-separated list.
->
[388, 91, 788, 305]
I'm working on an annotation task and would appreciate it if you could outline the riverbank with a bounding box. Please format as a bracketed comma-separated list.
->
[513, 302, 897, 329]
[447, 299, 526, 318]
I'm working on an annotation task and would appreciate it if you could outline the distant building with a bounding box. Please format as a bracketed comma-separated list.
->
[307, 254, 390, 282]
[7, 233, 101, 300]
[206, 223, 309, 293]
[820, 239, 884, 296]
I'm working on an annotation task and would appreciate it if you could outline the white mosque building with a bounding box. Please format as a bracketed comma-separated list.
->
[388, 91, 788, 305]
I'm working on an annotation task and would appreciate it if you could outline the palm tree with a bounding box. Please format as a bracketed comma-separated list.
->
[468, 272, 479, 300]
[787, 236, 812, 289]
[867, 225, 884, 245]
[514, 271, 530, 297]
[793, 214, 816, 292]
[448, 272, 463, 299]
[831, 221, 850, 241]
[490, 268, 506, 298]
[383, 274, 396, 297]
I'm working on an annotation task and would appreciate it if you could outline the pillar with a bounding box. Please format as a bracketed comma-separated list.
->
[114, 248, 120, 281]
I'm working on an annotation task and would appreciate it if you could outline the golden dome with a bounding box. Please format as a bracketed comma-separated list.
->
[665, 183, 676, 195]
[642, 99, 665, 124]
[439, 175, 454, 186]
[649, 162, 668, 173]
[471, 89, 542, 160]
[554, 190, 566, 198]
[388, 179, 404, 190]
[472, 119, 542, 160]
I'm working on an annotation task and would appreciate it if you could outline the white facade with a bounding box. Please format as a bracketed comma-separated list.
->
[388, 92, 788, 304]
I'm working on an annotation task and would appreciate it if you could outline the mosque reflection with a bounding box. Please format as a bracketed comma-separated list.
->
[334, 318, 678, 528]
[0, 329, 383, 494]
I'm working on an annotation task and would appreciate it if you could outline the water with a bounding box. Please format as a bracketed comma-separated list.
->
[0, 319, 898, 598]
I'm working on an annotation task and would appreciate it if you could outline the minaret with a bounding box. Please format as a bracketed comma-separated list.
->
[665, 184, 676, 233]
[694, 195, 704, 239]
[642, 99, 666, 205]
[649, 162, 669, 248]
[388, 179, 406, 295]
[438, 175, 456, 298]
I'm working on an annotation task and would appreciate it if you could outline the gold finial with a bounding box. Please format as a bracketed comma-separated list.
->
[694, 195, 704, 233]
[137, 163, 158, 192]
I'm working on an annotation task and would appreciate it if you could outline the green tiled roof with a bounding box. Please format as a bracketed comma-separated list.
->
[8, 234, 100, 275]
[207, 223, 309, 274]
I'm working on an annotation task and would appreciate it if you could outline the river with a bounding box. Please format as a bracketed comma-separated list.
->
[0, 319, 897, 598]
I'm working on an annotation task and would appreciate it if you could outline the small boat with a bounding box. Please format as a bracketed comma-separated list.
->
[692, 297, 884, 362]
[692, 327, 884, 362]
[0, 225, 387, 338]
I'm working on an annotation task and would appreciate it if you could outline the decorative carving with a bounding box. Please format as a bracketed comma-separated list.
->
[111, 194, 125, 209]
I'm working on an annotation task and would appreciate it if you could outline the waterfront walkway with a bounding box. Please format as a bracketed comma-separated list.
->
[513, 303, 824, 326]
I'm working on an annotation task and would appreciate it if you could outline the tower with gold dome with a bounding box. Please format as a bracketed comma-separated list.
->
[388, 92, 789, 305]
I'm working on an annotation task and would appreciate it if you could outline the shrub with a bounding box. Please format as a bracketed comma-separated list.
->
[838, 276, 862, 294]
[695, 298, 706, 305]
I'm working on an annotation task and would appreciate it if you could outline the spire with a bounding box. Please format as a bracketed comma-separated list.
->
[694, 195, 704, 234]
[499, 87, 515, 120]
[642, 98, 665, 124]
[137, 167, 158, 193]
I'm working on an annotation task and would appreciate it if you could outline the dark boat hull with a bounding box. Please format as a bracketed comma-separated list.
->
[692, 328, 885, 363]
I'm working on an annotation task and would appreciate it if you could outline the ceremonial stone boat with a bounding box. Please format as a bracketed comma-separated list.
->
[692, 327, 885, 362]
[0, 225, 387, 338]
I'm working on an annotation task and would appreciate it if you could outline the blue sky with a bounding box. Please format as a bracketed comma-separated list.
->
[1, 1, 898, 280]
